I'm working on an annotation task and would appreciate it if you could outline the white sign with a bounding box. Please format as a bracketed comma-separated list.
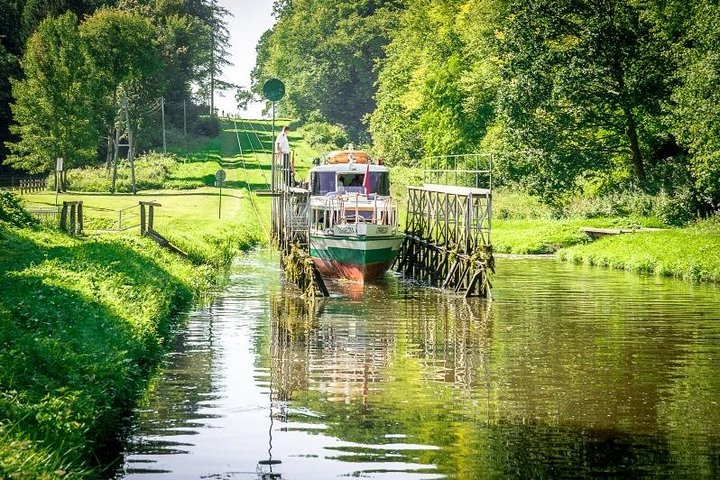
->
[56, 157, 64, 171]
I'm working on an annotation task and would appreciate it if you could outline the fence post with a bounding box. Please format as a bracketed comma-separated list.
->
[70, 203, 76, 235]
[77, 202, 83, 235]
[60, 202, 68, 231]
[140, 203, 146, 235]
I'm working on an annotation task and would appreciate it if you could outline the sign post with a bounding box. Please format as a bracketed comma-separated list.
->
[262, 78, 285, 192]
[55, 157, 63, 206]
[215, 169, 226, 219]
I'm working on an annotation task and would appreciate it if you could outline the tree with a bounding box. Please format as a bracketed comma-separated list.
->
[662, 0, 720, 213]
[235, 88, 256, 112]
[7, 12, 99, 175]
[497, 0, 672, 198]
[80, 7, 160, 192]
[370, 0, 503, 164]
[253, 0, 404, 142]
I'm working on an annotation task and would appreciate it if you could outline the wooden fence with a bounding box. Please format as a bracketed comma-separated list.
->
[19, 179, 47, 194]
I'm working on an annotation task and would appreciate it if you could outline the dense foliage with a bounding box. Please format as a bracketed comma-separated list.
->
[252, 0, 405, 143]
[0, 0, 231, 181]
[253, 0, 720, 219]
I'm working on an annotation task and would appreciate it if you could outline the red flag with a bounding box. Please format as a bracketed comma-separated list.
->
[362, 162, 371, 194]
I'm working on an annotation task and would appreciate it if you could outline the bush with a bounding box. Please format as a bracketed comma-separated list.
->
[195, 115, 220, 138]
[562, 190, 656, 219]
[653, 188, 696, 226]
[303, 120, 348, 151]
[64, 153, 178, 193]
[0, 191, 37, 228]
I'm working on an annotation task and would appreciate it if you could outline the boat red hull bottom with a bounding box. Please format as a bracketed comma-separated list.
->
[312, 258, 394, 283]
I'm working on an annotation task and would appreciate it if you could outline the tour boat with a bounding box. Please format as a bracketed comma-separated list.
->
[307, 148, 403, 283]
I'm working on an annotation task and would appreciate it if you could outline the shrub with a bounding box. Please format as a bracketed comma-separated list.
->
[653, 188, 696, 226]
[195, 115, 220, 138]
[0, 191, 37, 228]
[64, 153, 178, 193]
[303, 120, 348, 151]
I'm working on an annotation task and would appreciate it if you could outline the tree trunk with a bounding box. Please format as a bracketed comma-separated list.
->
[105, 129, 113, 172]
[111, 124, 120, 194]
[623, 105, 646, 183]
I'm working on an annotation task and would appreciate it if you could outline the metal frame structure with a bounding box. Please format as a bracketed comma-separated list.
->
[393, 160, 494, 297]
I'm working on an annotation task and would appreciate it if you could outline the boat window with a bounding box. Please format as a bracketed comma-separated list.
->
[311, 170, 390, 195]
[311, 171, 336, 195]
[370, 172, 390, 195]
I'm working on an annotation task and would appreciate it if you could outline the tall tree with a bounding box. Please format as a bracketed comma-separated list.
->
[253, 0, 404, 142]
[497, 0, 672, 198]
[80, 7, 160, 191]
[7, 12, 99, 174]
[370, 0, 503, 164]
[662, 0, 720, 211]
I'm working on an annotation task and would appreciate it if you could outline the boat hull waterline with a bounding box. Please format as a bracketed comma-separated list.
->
[310, 234, 404, 283]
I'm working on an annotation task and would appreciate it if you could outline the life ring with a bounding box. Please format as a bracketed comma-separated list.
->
[326, 150, 371, 164]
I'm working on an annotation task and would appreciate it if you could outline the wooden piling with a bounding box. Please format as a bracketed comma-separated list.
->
[60, 201, 83, 236]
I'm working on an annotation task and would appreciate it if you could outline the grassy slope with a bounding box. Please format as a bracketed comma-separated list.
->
[0, 222, 212, 479]
[559, 221, 720, 282]
[0, 119, 318, 479]
[19, 119, 318, 265]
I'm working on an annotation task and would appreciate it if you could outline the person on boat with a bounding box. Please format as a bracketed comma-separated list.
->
[275, 125, 292, 186]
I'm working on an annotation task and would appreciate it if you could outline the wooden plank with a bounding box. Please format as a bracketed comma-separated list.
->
[580, 227, 664, 238]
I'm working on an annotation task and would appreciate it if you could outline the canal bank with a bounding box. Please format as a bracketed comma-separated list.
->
[0, 192, 258, 479]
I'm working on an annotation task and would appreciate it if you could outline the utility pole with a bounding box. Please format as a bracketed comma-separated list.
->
[124, 96, 136, 194]
[183, 99, 187, 136]
[210, 0, 216, 116]
[161, 96, 167, 153]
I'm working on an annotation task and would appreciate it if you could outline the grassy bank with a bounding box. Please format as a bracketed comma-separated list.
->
[559, 219, 720, 282]
[389, 165, 720, 282]
[0, 119, 301, 478]
[0, 197, 215, 478]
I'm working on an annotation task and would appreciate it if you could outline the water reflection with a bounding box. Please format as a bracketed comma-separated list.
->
[114, 255, 720, 479]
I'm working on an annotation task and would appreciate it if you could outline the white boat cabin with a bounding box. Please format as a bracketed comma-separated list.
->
[308, 163, 398, 234]
[309, 163, 391, 197]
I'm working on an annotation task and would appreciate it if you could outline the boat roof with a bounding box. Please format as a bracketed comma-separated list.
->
[310, 163, 390, 173]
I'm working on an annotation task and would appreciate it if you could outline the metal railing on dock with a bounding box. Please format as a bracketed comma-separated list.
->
[422, 153, 492, 190]
[394, 164, 494, 298]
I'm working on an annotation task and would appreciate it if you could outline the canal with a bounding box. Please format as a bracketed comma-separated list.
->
[112, 252, 720, 479]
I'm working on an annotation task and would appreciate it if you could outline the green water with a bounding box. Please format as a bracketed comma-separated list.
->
[114, 253, 720, 479]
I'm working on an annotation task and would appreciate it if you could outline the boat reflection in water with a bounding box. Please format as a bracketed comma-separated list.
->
[115, 256, 720, 479]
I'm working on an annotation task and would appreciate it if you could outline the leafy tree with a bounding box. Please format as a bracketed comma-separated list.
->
[235, 87, 256, 112]
[7, 12, 99, 174]
[497, 0, 672, 199]
[662, 0, 720, 213]
[253, 0, 404, 142]
[370, 0, 503, 164]
[80, 7, 160, 192]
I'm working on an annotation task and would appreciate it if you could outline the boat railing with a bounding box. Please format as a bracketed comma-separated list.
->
[310, 193, 397, 232]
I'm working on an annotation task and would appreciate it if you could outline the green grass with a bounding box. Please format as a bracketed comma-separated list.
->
[0, 118, 322, 478]
[0, 220, 214, 479]
[559, 218, 720, 282]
